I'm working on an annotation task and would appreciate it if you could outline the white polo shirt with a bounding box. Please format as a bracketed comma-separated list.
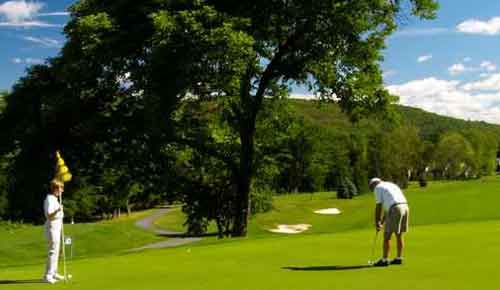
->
[374, 181, 407, 212]
[43, 194, 64, 223]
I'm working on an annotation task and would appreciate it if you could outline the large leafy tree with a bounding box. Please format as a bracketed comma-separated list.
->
[433, 132, 476, 179]
[0, 0, 438, 232]
[461, 129, 499, 177]
[146, 0, 438, 236]
[379, 125, 423, 188]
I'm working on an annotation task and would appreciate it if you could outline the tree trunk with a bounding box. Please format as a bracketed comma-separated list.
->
[216, 216, 224, 239]
[232, 125, 254, 237]
[126, 201, 131, 216]
[291, 160, 299, 193]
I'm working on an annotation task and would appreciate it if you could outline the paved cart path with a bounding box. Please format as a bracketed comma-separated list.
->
[130, 207, 201, 251]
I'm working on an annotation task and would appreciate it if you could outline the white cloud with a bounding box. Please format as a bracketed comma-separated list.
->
[25, 57, 43, 64]
[22, 36, 62, 47]
[11, 57, 44, 64]
[0, 0, 43, 23]
[0, 1, 64, 28]
[462, 73, 500, 92]
[457, 17, 500, 35]
[387, 77, 500, 125]
[417, 55, 432, 63]
[392, 28, 449, 37]
[480, 61, 497, 72]
[448, 63, 468, 76]
[382, 69, 397, 78]
[447, 61, 496, 76]
[0, 20, 62, 27]
[37, 12, 69, 17]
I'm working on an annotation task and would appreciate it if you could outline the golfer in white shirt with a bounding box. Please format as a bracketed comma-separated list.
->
[369, 177, 410, 267]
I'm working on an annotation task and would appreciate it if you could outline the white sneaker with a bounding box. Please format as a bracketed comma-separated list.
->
[53, 273, 65, 280]
[44, 276, 58, 284]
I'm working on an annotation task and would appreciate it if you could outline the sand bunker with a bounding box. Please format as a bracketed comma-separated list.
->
[314, 208, 341, 215]
[269, 224, 312, 234]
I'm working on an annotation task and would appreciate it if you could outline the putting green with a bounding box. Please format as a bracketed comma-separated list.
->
[1, 176, 500, 289]
[2, 220, 500, 289]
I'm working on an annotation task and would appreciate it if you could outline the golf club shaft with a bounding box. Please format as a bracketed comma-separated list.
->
[370, 230, 379, 262]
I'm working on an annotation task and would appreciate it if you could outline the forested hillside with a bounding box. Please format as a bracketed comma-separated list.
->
[1, 93, 499, 234]
[289, 98, 500, 192]
[293, 99, 500, 142]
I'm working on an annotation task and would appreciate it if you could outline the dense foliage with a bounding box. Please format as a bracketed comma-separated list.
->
[0, 0, 469, 239]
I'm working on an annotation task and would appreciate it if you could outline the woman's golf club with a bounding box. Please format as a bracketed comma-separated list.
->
[58, 195, 68, 282]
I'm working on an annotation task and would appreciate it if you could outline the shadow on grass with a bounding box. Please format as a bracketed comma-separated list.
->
[0, 279, 46, 284]
[283, 265, 373, 271]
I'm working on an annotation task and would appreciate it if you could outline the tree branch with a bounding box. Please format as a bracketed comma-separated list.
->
[252, 30, 305, 120]
[173, 137, 239, 171]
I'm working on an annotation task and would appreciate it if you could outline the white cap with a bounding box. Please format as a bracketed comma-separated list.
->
[369, 178, 382, 187]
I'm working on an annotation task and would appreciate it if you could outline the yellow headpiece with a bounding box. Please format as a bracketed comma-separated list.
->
[54, 150, 72, 183]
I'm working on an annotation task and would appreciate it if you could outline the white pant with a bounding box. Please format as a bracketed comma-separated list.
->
[44, 221, 62, 279]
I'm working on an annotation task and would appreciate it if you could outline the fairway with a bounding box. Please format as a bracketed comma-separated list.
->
[2, 177, 500, 289]
[2, 221, 500, 289]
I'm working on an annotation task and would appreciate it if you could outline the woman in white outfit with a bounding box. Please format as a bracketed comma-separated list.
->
[43, 179, 65, 284]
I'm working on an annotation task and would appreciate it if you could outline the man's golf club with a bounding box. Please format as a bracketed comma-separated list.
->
[368, 230, 379, 265]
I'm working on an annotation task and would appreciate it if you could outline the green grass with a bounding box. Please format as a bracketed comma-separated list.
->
[155, 176, 500, 237]
[2, 176, 500, 289]
[0, 210, 163, 268]
[2, 220, 500, 289]
[152, 206, 186, 232]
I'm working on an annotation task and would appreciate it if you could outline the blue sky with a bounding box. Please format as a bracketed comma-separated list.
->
[382, 0, 500, 124]
[1, 0, 500, 124]
[0, 0, 72, 87]
[384, 0, 500, 84]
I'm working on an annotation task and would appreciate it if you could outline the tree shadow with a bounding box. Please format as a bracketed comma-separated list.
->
[157, 232, 219, 238]
[283, 265, 373, 271]
[0, 279, 46, 284]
